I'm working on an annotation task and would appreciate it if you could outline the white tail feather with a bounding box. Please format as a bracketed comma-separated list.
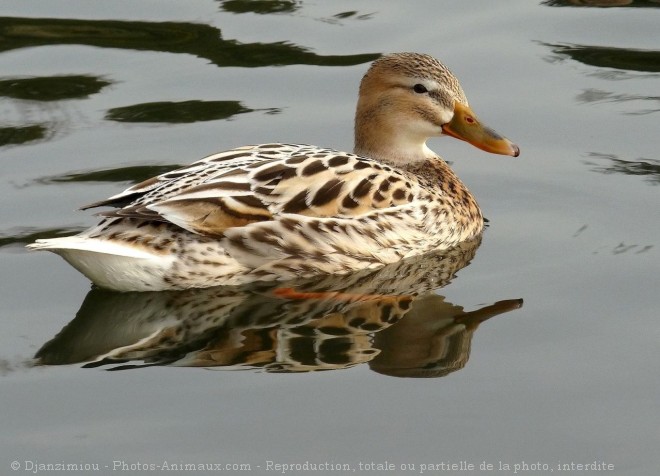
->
[27, 236, 157, 259]
[27, 237, 173, 291]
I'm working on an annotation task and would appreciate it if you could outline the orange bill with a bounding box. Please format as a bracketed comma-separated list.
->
[442, 102, 520, 157]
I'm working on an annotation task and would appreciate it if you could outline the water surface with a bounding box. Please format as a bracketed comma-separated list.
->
[1, 1, 658, 475]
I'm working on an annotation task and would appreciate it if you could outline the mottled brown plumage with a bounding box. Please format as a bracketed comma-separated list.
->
[28, 53, 519, 291]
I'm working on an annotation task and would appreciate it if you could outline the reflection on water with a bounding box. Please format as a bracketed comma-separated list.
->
[217, 1, 375, 23]
[576, 89, 659, 115]
[33, 238, 522, 377]
[0, 164, 186, 250]
[0, 125, 48, 147]
[0, 75, 111, 102]
[0, 227, 81, 250]
[584, 152, 660, 185]
[543, 0, 660, 7]
[0, 16, 377, 148]
[0, 75, 111, 147]
[320, 10, 376, 25]
[369, 296, 520, 378]
[35, 164, 183, 186]
[0, 16, 378, 68]
[545, 43, 660, 74]
[106, 100, 279, 124]
[573, 223, 654, 255]
[541, 40, 660, 180]
[218, 0, 302, 15]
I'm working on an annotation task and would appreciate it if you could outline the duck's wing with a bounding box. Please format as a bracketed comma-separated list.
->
[85, 144, 421, 238]
[81, 144, 287, 211]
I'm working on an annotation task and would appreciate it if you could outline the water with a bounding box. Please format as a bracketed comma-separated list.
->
[1, 1, 658, 475]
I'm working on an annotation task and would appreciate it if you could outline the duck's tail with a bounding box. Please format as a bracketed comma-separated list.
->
[27, 237, 173, 292]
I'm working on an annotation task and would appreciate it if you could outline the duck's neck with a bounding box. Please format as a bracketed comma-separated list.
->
[353, 106, 435, 166]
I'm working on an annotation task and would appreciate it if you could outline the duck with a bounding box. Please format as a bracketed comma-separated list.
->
[27, 52, 519, 292]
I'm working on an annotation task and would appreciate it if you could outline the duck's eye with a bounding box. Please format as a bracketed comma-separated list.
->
[413, 83, 428, 94]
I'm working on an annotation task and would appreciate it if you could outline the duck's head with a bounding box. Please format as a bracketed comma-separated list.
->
[354, 52, 519, 163]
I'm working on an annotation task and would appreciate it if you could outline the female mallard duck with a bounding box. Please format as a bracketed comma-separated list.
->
[28, 52, 519, 292]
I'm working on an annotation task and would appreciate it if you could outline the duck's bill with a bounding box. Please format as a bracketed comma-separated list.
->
[442, 103, 520, 157]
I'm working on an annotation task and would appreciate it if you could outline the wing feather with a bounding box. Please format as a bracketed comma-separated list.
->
[82, 144, 422, 238]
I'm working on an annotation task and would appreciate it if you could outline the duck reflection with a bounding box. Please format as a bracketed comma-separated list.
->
[34, 238, 522, 377]
[370, 296, 521, 378]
